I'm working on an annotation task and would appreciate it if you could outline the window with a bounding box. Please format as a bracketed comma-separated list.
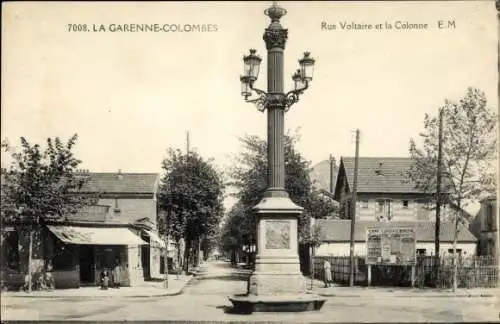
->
[402, 200, 409, 209]
[113, 197, 121, 214]
[486, 204, 494, 231]
[361, 200, 369, 209]
[416, 249, 426, 255]
[4, 230, 20, 271]
[376, 200, 384, 213]
[448, 249, 462, 254]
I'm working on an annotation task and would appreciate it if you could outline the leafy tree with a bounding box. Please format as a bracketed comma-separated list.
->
[1, 134, 94, 291]
[225, 130, 337, 267]
[158, 149, 225, 274]
[408, 87, 497, 290]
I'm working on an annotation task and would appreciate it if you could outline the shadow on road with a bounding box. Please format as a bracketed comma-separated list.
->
[195, 275, 248, 282]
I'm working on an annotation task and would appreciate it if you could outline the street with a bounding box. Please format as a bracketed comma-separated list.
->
[1, 261, 499, 322]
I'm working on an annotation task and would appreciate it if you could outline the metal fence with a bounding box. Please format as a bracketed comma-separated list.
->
[313, 255, 498, 288]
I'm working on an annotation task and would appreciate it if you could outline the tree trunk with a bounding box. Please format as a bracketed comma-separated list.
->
[452, 205, 460, 292]
[27, 229, 34, 293]
[183, 239, 191, 274]
[164, 235, 169, 289]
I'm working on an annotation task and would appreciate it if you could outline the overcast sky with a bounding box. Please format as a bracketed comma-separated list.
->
[2, 1, 498, 202]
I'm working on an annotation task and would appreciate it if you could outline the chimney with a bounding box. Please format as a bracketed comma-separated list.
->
[117, 169, 123, 180]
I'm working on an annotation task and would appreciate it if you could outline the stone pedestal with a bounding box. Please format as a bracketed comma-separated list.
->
[229, 195, 326, 313]
[248, 195, 305, 295]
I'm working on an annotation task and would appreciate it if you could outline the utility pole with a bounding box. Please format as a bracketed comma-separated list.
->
[349, 129, 360, 287]
[435, 107, 444, 287]
[186, 130, 190, 156]
[310, 216, 316, 290]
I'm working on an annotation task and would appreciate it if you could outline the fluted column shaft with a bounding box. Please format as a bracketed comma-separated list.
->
[263, 21, 288, 196]
[266, 48, 285, 191]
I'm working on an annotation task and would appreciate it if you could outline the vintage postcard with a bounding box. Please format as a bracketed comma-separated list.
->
[1, 1, 499, 323]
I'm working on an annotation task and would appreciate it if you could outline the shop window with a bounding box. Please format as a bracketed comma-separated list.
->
[360, 200, 369, 209]
[4, 231, 20, 271]
[52, 242, 76, 270]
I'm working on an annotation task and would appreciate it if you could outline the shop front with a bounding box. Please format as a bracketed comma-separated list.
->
[47, 225, 147, 287]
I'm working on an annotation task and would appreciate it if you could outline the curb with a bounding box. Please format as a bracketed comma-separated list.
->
[307, 290, 496, 298]
[2, 276, 196, 299]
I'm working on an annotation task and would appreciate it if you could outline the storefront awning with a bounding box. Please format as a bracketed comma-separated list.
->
[145, 230, 166, 249]
[47, 225, 147, 246]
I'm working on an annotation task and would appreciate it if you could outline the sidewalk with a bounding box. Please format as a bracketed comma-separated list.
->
[306, 278, 500, 298]
[1, 274, 194, 299]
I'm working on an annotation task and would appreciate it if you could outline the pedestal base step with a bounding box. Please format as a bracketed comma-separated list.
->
[228, 294, 326, 314]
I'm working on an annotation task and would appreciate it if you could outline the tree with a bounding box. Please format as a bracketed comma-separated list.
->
[408, 87, 497, 290]
[1, 134, 94, 291]
[225, 130, 337, 268]
[158, 149, 225, 274]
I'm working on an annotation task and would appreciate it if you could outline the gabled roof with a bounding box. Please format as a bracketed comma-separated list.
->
[80, 173, 159, 194]
[334, 157, 432, 199]
[316, 219, 477, 243]
[344, 156, 417, 193]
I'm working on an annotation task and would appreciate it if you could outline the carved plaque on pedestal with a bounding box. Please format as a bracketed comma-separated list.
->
[265, 220, 290, 249]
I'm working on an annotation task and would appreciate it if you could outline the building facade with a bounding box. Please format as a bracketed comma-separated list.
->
[0, 172, 165, 290]
[470, 196, 498, 256]
[314, 157, 478, 256]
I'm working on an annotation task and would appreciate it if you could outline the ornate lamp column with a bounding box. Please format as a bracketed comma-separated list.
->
[230, 2, 325, 313]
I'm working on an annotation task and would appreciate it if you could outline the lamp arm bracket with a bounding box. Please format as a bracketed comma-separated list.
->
[249, 83, 267, 96]
[284, 80, 309, 111]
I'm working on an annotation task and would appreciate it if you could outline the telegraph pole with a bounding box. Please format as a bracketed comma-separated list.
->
[434, 108, 444, 287]
[349, 129, 360, 287]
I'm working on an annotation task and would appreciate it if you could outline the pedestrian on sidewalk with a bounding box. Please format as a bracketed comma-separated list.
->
[323, 259, 332, 288]
[113, 259, 121, 289]
[100, 270, 110, 290]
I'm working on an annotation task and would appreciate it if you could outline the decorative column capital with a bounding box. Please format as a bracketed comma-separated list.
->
[263, 28, 288, 50]
[263, 2, 288, 50]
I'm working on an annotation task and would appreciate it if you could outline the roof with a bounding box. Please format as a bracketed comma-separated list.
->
[310, 159, 339, 193]
[80, 172, 159, 194]
[317, 219, 478, 243]
[339, 157, 419, 195]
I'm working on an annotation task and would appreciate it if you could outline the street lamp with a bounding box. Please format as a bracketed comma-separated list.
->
[230, 1, 325, 313]
[240, 49, 315, 112]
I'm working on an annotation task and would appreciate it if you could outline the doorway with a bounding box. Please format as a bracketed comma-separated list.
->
[79, 245, 95, 284]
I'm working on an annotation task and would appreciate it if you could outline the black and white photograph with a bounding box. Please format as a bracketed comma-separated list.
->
[1, 1, 499, 322]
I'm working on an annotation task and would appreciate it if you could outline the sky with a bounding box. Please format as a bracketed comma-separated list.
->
[1, 1, 498, 210]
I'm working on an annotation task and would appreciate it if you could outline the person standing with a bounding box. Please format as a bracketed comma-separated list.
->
[323, 259, 332, 288]
[113, 259, 121, 289]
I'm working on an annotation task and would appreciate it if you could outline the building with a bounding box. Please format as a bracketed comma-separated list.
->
[314, 157, 478, 256]
[470, 196, 498, 256]
[316, 219, 477, 256]
[1, 171, 166, 290]
[334, 157, 470, 223]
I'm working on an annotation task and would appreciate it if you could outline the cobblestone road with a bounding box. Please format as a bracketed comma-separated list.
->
[2, 261, 499, 322]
